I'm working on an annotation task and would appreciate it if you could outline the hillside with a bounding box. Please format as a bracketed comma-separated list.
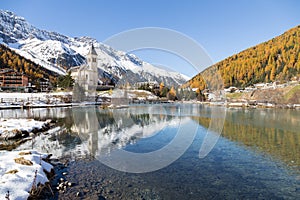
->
[185, 25, 300, 91]
[0, 44, 58, 83]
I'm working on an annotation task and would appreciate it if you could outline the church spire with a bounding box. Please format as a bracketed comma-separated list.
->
[89, 44, 98, 56]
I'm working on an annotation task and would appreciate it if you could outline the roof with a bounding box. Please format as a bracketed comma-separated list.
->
[0, 68, 26, 76]
[68, 66, 81, 73]
[89, 44, 98, 56]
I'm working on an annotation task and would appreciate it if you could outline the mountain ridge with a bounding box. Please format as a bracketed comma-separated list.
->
[185, 25, 300, 91]
[0, 10, 188, 87]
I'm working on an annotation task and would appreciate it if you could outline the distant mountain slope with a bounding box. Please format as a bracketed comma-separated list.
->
[0, 10, 188, 87]
[185, 25, 300, 90]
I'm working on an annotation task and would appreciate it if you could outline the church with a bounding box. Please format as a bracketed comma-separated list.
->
[69, 45, 98, 101]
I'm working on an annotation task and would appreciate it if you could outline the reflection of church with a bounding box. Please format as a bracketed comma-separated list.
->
[72, 107, 99, 156]
[69, 45, 98, 100]
[71, 106, 183, 158]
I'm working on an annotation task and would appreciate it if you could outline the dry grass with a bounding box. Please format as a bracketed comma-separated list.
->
[284, 85, 300, 103]
[5, 169, 18, 174]
[14, 157, 33, 166]
[19, 151, 32, 156]
[226, 92, 244, 99]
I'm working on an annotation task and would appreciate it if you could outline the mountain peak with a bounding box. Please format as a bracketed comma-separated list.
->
[0, 10, 188, 86]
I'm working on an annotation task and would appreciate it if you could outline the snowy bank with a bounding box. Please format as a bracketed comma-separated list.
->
[0, 150, 53, 200]
[0, 118, 51, 140]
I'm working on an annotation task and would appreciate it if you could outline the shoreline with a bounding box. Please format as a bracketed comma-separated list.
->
[195, 101, 300, 110]
[0, 90, 299, 110]
[1, 100, 300, 110]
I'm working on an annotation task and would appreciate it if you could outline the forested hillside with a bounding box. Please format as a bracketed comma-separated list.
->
[0, 44, 58, 84]
[185, 25, 300, 90]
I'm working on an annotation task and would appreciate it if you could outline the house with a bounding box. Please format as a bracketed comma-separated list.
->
[69, 45, 98, 99]
[38, 77, 51, 92]
[134, 81, 159, 89]
[0, 68, 28, 90]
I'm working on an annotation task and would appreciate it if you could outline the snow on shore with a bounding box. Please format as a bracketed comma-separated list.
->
[0, 118, 47, 134]
[0, 119, 50, 140]
[0, 150, 53, 200]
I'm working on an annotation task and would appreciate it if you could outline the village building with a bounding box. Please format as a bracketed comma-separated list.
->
[134, 81, 159, 89]
[0, 68, 28, 90]
[69, 45, 98, 100]
[38, 77, 51, 92]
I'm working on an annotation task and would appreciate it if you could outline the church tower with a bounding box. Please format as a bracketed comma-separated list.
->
[71, 44, 98, 102]
[87, 44, 98, 70]
[85, 44, 98, 97]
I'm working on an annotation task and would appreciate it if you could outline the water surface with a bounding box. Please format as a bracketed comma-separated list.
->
[2, 104, 299, 199]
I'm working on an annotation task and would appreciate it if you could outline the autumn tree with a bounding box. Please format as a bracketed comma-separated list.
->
[167, 86, 176, 100]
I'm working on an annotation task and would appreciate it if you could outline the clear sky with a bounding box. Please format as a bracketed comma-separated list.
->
[1, 0, 300, 77]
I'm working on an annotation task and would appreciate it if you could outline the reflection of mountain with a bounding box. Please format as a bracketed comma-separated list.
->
[14, 105, 188, 159]
[193, 108, 300, 167]
[12, 104, 210, 160]
[72, 106, 182, 157]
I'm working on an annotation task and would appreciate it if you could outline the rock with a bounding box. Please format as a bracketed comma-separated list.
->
[63, 172, 68, 175]
[60, 178, 64, 182]
[29, 132, 35, 137]
[0, 129, 22, 140]
[76, 192, 81, 197]
[31, 127, 39, 134]
[98, 196, 106, 200]
[68, 182, 73, 187]
[59, 183, 64, 188]
[21, 130, 29, 138]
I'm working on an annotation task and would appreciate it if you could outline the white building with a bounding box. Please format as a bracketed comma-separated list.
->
[69, 45, 98, 99]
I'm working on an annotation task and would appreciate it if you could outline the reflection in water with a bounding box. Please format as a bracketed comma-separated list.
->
[194, 108, 300, 168]
[6, 105, 300, 169]
[3, 105, 300, 199]
[71, 105, 186, 158]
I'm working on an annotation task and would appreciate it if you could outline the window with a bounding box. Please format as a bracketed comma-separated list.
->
[86, 74, 88, 80]
[92, 58, 97, 62]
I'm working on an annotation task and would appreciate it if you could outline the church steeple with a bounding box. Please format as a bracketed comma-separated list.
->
[87, 44, 98, 70]
[89, 44, 98, 56]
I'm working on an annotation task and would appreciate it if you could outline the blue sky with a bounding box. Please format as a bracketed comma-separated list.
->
[1, 0, 300, 77]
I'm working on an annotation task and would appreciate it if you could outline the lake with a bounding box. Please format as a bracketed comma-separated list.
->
[3, 104, 300, 199]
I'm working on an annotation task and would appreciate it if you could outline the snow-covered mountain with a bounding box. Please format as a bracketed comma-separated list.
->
[0, 10, 189, 86]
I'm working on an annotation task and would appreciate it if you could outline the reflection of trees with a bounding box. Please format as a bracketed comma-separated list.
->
[193, 110, 300, 167]
[48, 129, 82, 151]
[96, 111, 115, 128]
[130, 114, 150, 127]
[57, 108, 74, 131]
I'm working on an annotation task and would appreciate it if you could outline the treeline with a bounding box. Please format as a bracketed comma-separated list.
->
[0, 44, 58, 84]
[185, 25, 300, 90]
